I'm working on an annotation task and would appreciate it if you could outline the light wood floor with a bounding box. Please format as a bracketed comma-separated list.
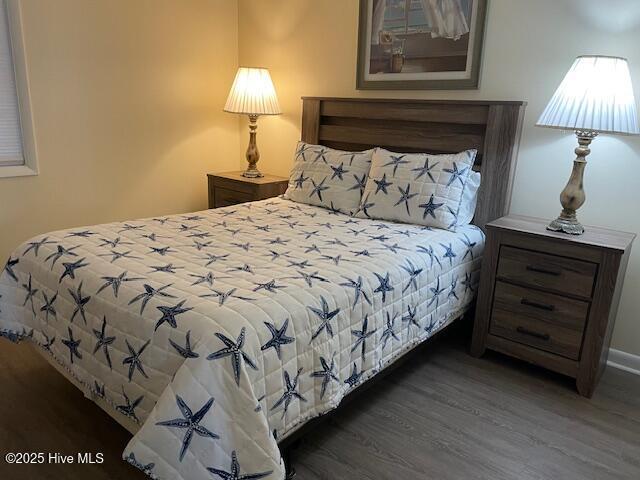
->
[1, 324, 639, 480]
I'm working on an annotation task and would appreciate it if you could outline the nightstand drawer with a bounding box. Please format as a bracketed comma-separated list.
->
[208, 172, 289, 209]
[497, 246, 596, 298]
[490, 281, 588, 359]
[214, 188, 253, 207]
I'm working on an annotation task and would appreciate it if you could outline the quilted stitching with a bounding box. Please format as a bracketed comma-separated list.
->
[355, 148, 477, 230]
[0, 197, 484, 480]
[283, 142, 373, 215]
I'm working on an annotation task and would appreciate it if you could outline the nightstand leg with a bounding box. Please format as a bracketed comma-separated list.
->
[576, 376, 596, 398]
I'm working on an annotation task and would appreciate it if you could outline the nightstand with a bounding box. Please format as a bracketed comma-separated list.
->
[471, 215, 635, 397]
[207, 171, 289, 208]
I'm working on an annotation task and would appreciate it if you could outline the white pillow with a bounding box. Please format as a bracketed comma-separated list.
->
[354, 148, 478, 230]
[283, 141, 373, 215]
[457, 170, 481, 226]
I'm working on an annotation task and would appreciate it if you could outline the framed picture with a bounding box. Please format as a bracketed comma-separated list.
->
[357, 0, 487, 90]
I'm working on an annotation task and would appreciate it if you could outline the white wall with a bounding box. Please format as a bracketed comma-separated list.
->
[238, 0, 640, 356]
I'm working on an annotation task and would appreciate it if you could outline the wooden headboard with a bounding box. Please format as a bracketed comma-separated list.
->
[300, 97, 526, 229]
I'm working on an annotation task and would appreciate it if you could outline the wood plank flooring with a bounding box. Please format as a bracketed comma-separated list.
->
[1, 323, 638, 480]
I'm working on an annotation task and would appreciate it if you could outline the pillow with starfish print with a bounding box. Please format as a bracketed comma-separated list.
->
[354, 148, 478, 230]
[283, 141, 374, 215]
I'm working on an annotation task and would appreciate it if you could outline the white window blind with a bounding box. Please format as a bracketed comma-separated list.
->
[0, 0, 23, 167]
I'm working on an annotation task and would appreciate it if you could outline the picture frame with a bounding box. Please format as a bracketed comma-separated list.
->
[357, 0, 488, 90]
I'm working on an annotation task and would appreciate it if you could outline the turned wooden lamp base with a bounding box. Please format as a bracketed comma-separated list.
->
[547, 130, 597, 236]
[241, 114, 264, 178]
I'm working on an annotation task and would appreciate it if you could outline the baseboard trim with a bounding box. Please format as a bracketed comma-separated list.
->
[607, 349, 640, 376]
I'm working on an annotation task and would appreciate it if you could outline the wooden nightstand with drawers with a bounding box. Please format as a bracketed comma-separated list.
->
[207, 171, 289, 209]
[471, 215, 635, 397]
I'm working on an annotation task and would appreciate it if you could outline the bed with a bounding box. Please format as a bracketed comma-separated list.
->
[0, 97, 525, 480]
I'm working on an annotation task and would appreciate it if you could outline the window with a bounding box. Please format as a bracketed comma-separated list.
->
[383, 0, 472, 36]
[0, 0, 37, 178]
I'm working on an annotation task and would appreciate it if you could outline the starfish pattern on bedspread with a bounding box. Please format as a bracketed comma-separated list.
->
[66, 229, 95, 238]
[460, 233, 477, 260]
[154, 300, 193, 331]
[100, 249, 142, 264]
[373, 272, 394, 303]
[351, 315, 375, 360]
[128, 283, 175, 314]
[22, 274, 39, 315]
[380, 312, 399, 349]
[344, 362, 364, 387]
[23, 237, 55, 257]
[207, 451, 272, 480]
[339, 275, 372, 309]
[61, 326, 82, 364]
[97, 271, 143, 298]
[59, 257, 89, 283]
[39, 291, 58, 323]
[416, 244, 442, 269]
[45, 245, 79, 269]
[200, 288, 255, 306]
[116, 387, 144, 422]
[98, 236, 132, 249]
[440, 242, 457, 266]
[126, 452, 155, 475]
[400, 260, 424, 293]
[68, 282, 91, 324]
[93, 316, 116, 369]
[271, 368, 306, 418]
[4, 257, 19, 282]
[402, 305, 420, 334]
[156, 395, 219, 462]
[310, 354, 339, 399]
[0, 195, 484, 480]
[428, 277, 446, 309]
[288, 270, 327, 288]
[42, 332, 55, 351]
[169, 330, 199, 359]
[307, 296, 340, 342]
[461, 272, 474, 293]
[123, 339, 150, 381]
[207, 328, 258, 386]
[260, 319, 294, 360]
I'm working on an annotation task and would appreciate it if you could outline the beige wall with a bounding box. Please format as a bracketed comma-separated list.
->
[238, 0, 640, 356]
[0, 0, 240, 261]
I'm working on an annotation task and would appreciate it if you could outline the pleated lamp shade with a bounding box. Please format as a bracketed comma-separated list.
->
[224, 67, 281, 116]
[537, 56, 639, 135]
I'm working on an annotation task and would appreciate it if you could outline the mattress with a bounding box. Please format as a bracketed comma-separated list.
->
[0, 197, 484, 480]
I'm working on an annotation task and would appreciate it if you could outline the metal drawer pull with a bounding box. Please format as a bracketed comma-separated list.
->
[516, 326, 550, 341]
[520, 298, 555, 311]
[525, 265, 561, 276]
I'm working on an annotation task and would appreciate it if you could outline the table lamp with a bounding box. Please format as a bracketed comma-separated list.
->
[224, 67, 281, 178]
[536, 55, 639, 234]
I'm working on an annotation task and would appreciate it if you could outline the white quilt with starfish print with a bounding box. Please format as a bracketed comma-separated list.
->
[0, 197, 483, 480]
